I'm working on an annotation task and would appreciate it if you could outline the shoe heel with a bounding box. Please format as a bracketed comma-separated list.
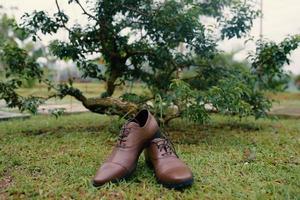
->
[144, 150, 153, 168]
[144, 130, 160, 148]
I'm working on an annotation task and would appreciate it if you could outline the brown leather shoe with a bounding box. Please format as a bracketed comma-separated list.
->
[93, 109, 159, 187]
[145, 136, 193, 189]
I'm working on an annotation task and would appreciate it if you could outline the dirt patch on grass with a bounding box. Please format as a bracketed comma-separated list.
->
[0, 172, 12, 199]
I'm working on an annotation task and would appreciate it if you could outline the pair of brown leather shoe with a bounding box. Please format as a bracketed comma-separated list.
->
[92, 109, 193, 189]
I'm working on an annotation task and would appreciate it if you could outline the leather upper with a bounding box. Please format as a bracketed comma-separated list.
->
[93, 110, 159, 186]
[145, 138, 193, 184]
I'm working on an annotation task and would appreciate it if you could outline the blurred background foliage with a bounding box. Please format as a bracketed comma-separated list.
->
[0, 0, 299, 124]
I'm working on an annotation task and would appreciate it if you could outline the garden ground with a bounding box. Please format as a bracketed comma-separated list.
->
[0, 112, 299, 199]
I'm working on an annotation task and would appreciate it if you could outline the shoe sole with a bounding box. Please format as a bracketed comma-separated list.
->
[157, 177, 194, 189]
[146, 160, 194, 190]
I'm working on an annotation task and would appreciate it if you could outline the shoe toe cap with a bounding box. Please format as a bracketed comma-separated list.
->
[159, 165, 193, 184]
[92, 162, 128, 187]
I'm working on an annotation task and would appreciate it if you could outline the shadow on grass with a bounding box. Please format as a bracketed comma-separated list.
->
[165, 117, 271, 145]
[19, 124, 107, 136]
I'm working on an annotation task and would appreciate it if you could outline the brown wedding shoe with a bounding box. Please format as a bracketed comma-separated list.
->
[145, 136, 193, 189]
[92, 109, 159, 187]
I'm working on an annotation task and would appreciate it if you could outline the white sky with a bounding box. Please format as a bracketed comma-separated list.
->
[0, 0, 299, 74]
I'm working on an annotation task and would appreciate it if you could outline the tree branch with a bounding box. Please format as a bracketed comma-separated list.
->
[83, 97, 139, 116]
[42, 79, 139, 117]
[74, 0, 98, 21]
[55, 0, 72, 32]
[125, 49, 156, 60]
[163, 113, 182, 125]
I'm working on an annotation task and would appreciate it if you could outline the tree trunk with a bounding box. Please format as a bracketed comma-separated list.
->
[105, 60, 123, 97]
[106, 74, 117, 97]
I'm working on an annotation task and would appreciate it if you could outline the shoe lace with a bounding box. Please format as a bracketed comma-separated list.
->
[153, 130, 178, 157]
[117, 124, 131, 148]
[117, 117, 141, 148]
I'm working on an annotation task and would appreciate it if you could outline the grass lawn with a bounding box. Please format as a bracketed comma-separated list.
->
[0, 113, 299, 199]
[268, 92, 300, 109]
